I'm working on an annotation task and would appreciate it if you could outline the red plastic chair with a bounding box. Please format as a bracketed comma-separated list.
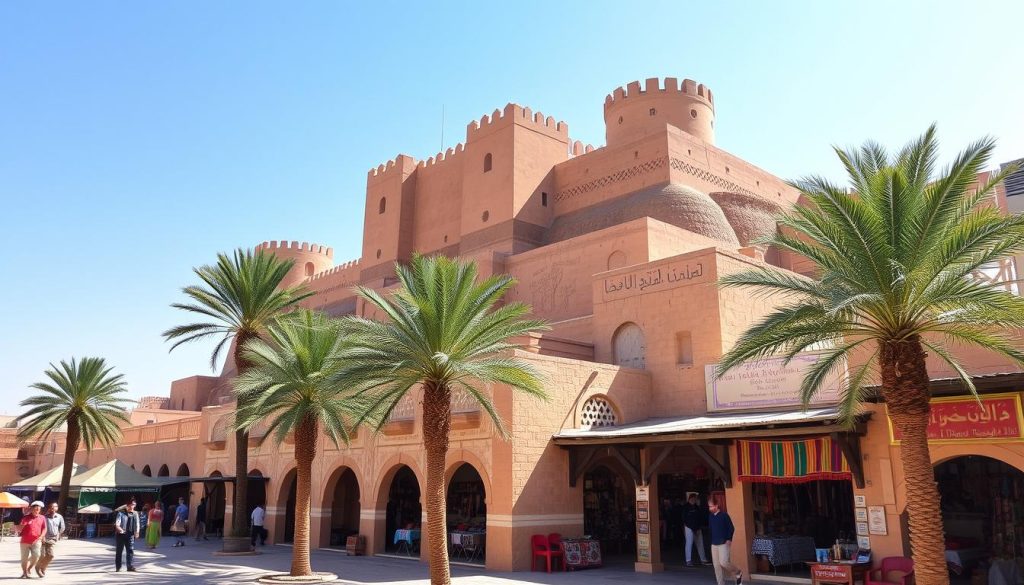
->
[867, 557, 915, 585]
[532, 534, 564, 572]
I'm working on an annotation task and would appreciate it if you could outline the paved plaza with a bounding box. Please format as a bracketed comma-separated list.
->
[0, 538, 731, 584]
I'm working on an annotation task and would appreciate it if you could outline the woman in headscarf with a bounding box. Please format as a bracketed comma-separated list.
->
[145, 501, 163, 549]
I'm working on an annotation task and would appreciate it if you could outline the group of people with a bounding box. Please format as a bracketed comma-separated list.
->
[17, 500, 64, 579]
[113, 496, 205, 571]
[16, 495, 208, 576]
[664, 494, 744, 585]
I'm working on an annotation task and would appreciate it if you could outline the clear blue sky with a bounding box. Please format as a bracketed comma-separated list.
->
[2, 1, 1022, 412]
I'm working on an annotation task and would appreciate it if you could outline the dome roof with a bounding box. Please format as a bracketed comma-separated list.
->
[546, 182, 740, 245]
[708, 191, 782, 246]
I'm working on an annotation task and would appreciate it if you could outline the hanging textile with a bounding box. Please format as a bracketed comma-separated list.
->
[737, 437, 851, 483]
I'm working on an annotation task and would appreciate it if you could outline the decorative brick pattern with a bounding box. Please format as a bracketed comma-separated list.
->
[580, 397, 617, 429]
[553, 156, 758, 204]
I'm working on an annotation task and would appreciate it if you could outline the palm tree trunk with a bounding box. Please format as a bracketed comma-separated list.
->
[881, 336, 948, 585]
[57, 418, 80, 514]
[291, 417, 317, 577]
[422, 382, 452, 585]
[231, 333, 255, 538]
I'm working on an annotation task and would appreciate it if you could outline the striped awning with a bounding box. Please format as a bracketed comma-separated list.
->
[737, 437, 851, 484]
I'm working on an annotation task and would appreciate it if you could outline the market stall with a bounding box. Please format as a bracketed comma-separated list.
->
[738, 437, 857, 575]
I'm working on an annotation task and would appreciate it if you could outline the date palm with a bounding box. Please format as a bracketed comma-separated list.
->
[717, 126, 1024, 585]
[234, 310, 358, 577]
[338, 255, 547, 585]
[16, 357, 132, 512]
[163, 248, 312, 540]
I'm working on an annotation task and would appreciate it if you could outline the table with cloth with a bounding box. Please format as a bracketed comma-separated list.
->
[751, 536, 817, 568]
[449, 530, 485, 562]
[562, 537, 602, 570]
[393, 529, 420, 556]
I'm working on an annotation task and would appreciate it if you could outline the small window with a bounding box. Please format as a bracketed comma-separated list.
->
[481, 210, 490, 222]
[649, 108, 657, 116]
[541, 192, 548, 207]
[676, 331, 694, 366]
[690, 109, 698, 119]
[483, 153, 493, 173]
[304, 262, 314, 277]
[378, 197, 387, 214]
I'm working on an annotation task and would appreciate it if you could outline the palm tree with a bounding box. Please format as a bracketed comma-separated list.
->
[717, 126, 1024, 585]
[16, 357, 132, 512]
[163, 248, 313, 542]
[234, 310, 359, 577]
[338, 255, 547, 585]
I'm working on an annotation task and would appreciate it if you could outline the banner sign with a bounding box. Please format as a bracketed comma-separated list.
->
[705, 353, 843, 411]
[888, 392, 1024, 444]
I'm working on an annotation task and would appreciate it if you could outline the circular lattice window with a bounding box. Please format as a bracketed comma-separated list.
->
[580, 397, 618, 430]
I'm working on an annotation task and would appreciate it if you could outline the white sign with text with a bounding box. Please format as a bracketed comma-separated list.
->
[705, 352, 844, 411]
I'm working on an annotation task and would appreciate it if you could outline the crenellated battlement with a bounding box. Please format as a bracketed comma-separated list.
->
[416, 143, 466, 169]
[570, 140, 598, 157]
[368, 154, 418, 180]
[466, 102, 569, 142]
[255, 240, 334, 260]
[604, 77, 714, 110]
[307, 257, 361, 282]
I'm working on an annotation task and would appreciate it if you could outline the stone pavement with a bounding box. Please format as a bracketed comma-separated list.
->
[0, 537, 732, 584]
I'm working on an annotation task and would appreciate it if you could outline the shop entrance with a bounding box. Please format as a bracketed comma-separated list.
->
[325, 468, 360, 548]
[446, 464, 486, 564]
[583, 465, 636, 560]
[935, 456, 1024, 583]
[384, 466, 421, 555]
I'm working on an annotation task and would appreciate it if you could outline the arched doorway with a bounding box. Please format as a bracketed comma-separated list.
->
[583, 464, 636, 559]
[157, 464, 169, 477]
[323, 468, 360, 548]
[248, 469, 267, 523]
[141, 465, 151, 477]
[276, 469, 297, 544]
[612, 322, 646, 370]
[934, 456, 1024, 577]
[447, 463, 486, 564]
[384, 466, 421, 555]
[177, 464, 190, 477]
[207, 471, 226, 537]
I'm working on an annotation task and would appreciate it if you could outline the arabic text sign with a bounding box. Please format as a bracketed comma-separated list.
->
[705, 353, 844, 411]
[888, 394, 1024, 443]
[602, 262, 706, 297]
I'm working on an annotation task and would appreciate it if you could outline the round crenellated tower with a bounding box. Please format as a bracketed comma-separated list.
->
[604, 77, 715, 146]
[253, 240, 334, 288]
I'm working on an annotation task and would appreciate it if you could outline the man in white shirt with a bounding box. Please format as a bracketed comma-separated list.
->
[250, 503, 266, 548]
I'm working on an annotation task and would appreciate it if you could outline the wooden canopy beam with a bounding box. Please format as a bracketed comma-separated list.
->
[692, 444, 732, 488]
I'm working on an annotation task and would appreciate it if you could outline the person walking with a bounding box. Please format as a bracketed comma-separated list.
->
[250, 503, 266, 549]
[145, 501, 163, 549]
[170, 497, 189, 547]
[193, 497, 207, 541]
[708, 497, 743, 585]
[19, 501, 46, 579]
[684, 494, 711, 566]
[138, 503, 150, 539]
[35, 501, 65, 577]
[114, 499, 140, 572]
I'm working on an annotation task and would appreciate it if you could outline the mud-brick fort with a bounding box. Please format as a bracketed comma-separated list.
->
[17, 77, 1024, 578]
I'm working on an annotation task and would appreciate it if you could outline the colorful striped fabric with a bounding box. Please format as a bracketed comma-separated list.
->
[736, 437, 851, 483]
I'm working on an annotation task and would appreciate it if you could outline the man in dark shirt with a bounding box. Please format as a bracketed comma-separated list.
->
[708, 497, 743, 585]
[683, 494, 710, 566]
[193, 497, 208, 541]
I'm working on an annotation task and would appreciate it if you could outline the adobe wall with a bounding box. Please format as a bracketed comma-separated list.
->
[505, 351, 652, 570]
[168, 375, 220, 411]
[592, 248, 724, 415]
